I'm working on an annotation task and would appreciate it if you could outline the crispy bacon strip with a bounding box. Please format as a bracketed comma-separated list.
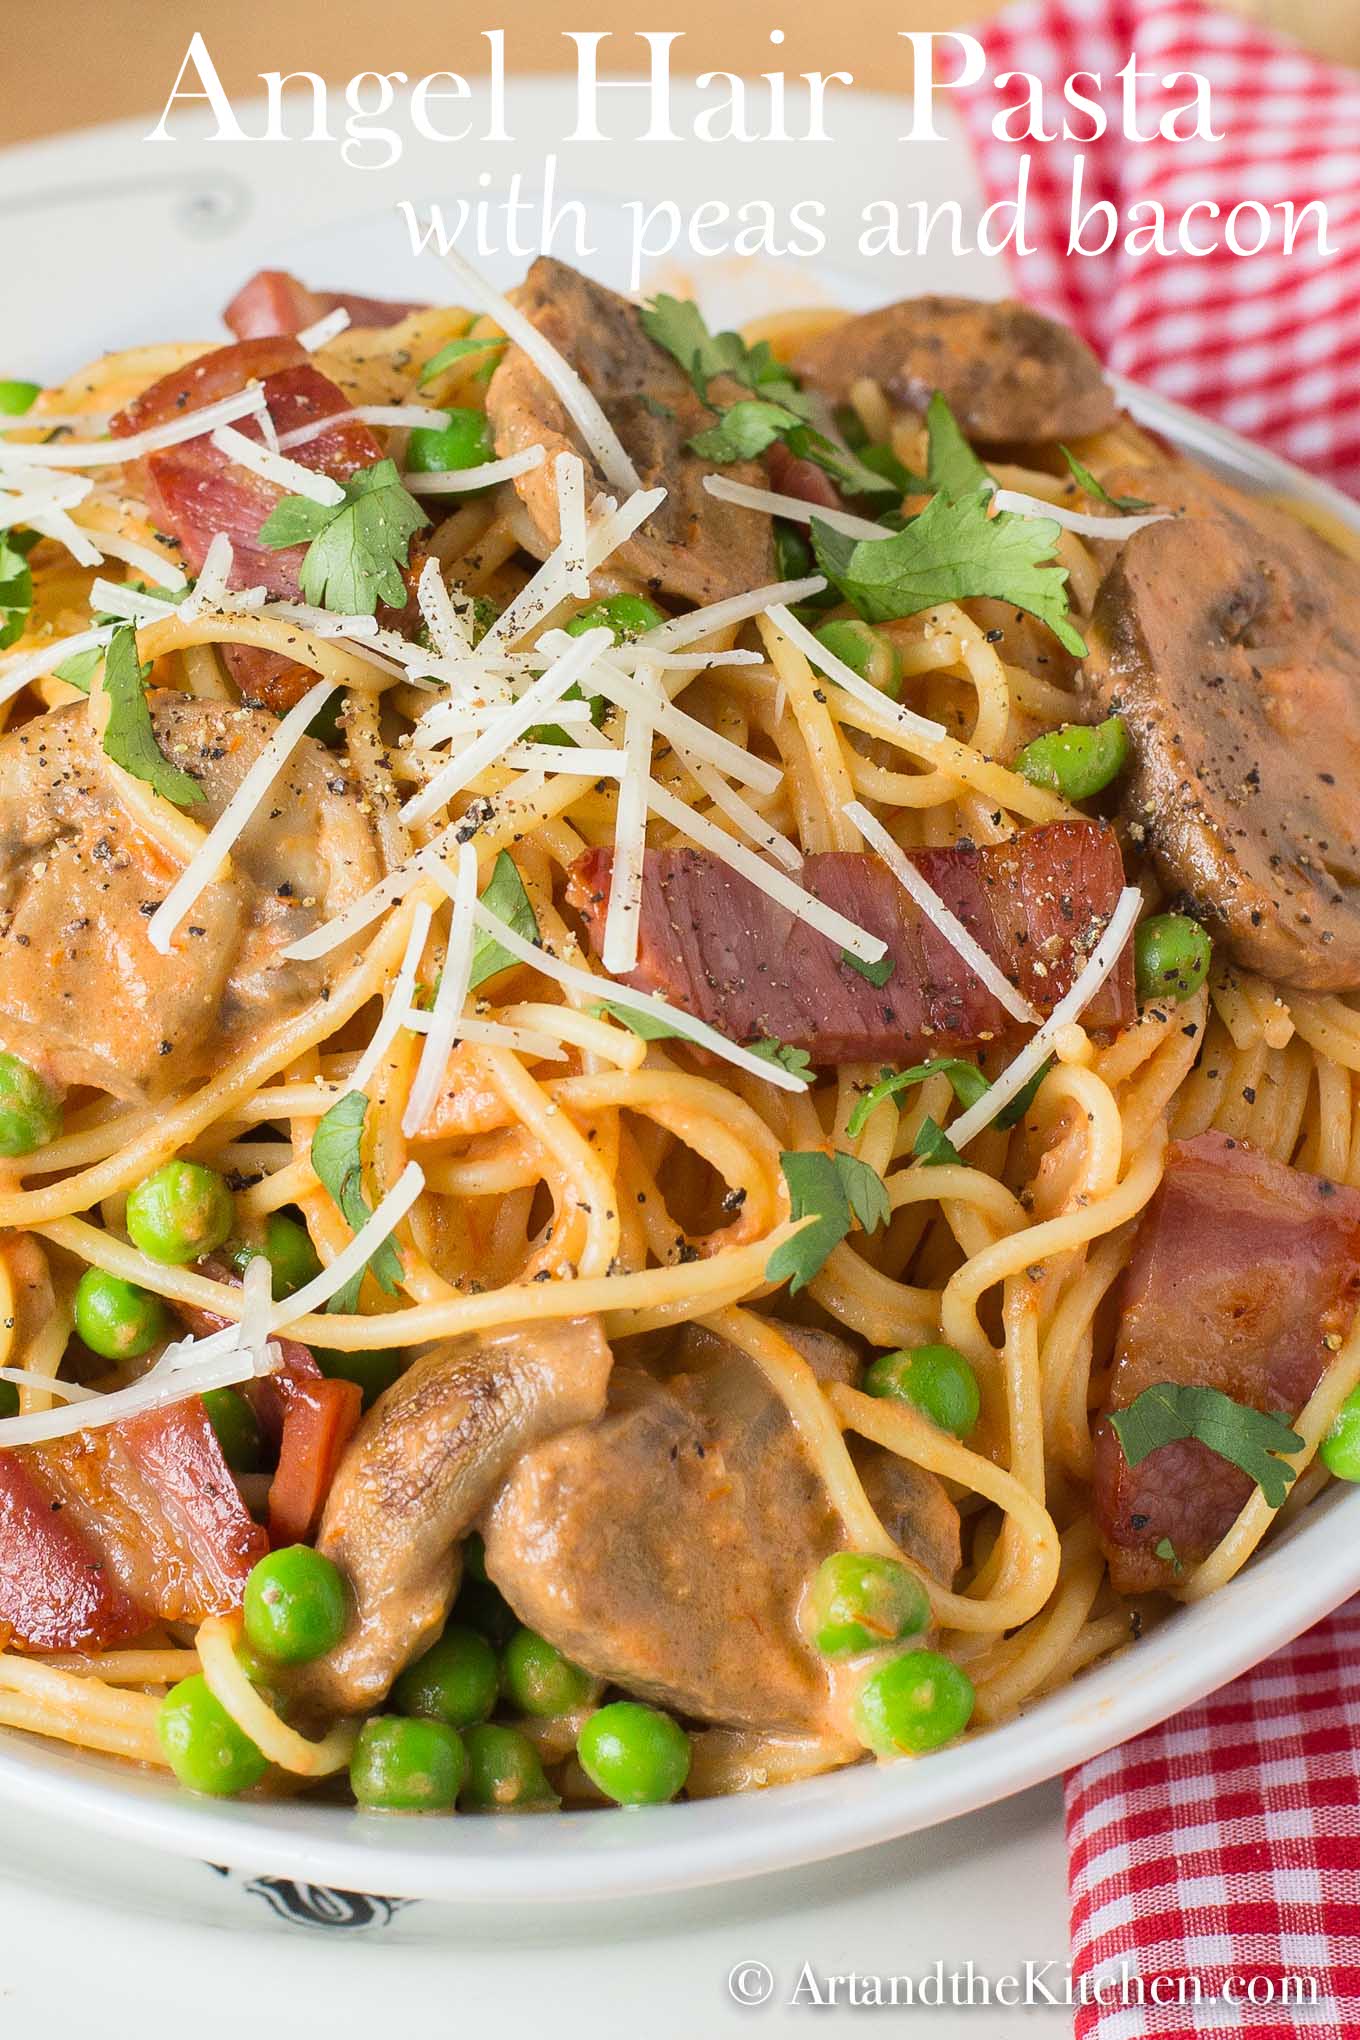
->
[567, 823, 1133, 1065]
[1094, 1132, 1360, 1592]
[224, 269, 428, 342]
[0, 1401, 268, 1652]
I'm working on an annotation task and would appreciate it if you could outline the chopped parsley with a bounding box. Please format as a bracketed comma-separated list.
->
[810, 488, 1087, 657]
[841, 948, 895, 989]
[309, 1091, 404, 1314]
[469, 852, 540, 991]
[100, 624, 204, 806]
[0, 529, 38, 652]
[747, 1038, 814, 1086]
[925, 393, 992, 502]
[1060, 447, 1154, 515]
[1154, 1537, 1184, 1574]
[1109, 1383, 1304, 1510]
[847, 1058, 988, 1139]
[913, 1116, 963, 1167]
[765, 1149, 891, 1294]
[418, 335, 507, 387]
[259, 458, 428, 616]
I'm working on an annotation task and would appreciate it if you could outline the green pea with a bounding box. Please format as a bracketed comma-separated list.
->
[805, 1552, 930, 1658]
[1321, 1387, 1360, 1482]
[863, 1343, 980, 1440]
[350, 1716, 467, 1812]
[1014, 714, 1130, 801]
[1134, 913, 1212, 1005]
[201, 1387, 263, 1473]
[812, 618, 902, 698]
[501, 1626, 599, 1718]
[126, 1160, 234, 1266]
[0, 1381, 17, 1418]
[305, 688, 347, 748]
[0, 381, 40, 418]
[229, 1212, 323, 1302]
[74, 1269, 168, 1361]
[394, 1624, 499, 1729]
[405, 407, 494, 477]
[312, 1344, 404, 1410]
[852, 1649, 975, 1758]
[563, 593, 665, 644]
[576, 1701, 691, 1806]
[0, 1052, 62, 1159]
[243, 1546, 348, 1666]
[460, 1722, 559, 1812]
[157, 1675, 268, 1796]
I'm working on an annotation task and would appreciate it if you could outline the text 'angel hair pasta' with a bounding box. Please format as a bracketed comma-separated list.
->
[1, 258, 1359, 1811]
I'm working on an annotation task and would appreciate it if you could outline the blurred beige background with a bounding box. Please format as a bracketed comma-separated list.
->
[4, 0, 1357, 145]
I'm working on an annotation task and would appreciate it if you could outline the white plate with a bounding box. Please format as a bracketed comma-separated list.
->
[2, 88, 1359, 1913]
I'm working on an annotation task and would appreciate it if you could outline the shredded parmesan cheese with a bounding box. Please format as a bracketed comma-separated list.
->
[348, 900, 435, 1096]
[990, 487, 1172, 541]
[0, 1321, 277, 1449]
[403, 445, 545, 494]
[271, 1161, 425, 1328]
[402, 841, 478, 1138]
[145, 678, 337, 954]
[764, 602, 948, 747]
[295, 307, 352, 352]
[441, 247, 642, 494]
[702, 474, 889, 542]
[466, 899, 810, 1093]
[842, 799, 1041, 1026]
[0, 384, 268, 470]
[0, 625, 117, 706]
[210, 424, 345, 507]
[945, 887, 1144, 1151]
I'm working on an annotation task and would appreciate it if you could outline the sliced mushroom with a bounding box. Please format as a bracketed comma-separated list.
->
[0, 697, 381, 1099]
[1081, 466, 1360, 990]
[297, 1317, 612, 1714]
[483, 1320, 960, 1735]
[485, 257, 774, 607]
[791, 295, 1117, 446]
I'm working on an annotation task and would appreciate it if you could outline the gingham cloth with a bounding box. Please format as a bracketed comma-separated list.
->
[1063, 1597, 1360, 2036]
[954, 7, 1360, 2026]
[954, 0, 1360, 492]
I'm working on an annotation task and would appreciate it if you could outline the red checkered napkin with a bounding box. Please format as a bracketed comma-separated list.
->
[955, 0, 1360, 493]
[1064, 1596, 1360, 2035]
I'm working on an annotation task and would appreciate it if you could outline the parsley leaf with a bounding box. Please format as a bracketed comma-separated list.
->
[688, 399, 806, 464]
[469, 851, 540, 991]
[100, 625, 204, 806]
[841, 949, 895, 989]
[641, 294, 806, 408]
[995, 1058, 1053, 1129]
[926, 393, 992, 502]
[847, 1059, 988, 1139]
[309, 1091, 404, 1314]
[419, 335, 507, 387]
[785, 424, 902, 502]
[747, 1038, 814, 1086]
[55, 580, 184, 690]
[1060, 447, 1153, 515]
[913, 1116, 963, 1167]
[765, 1148, 890, 1294]
[1154, 1536, 1184, 1574]
[592, 1001, 695, 1044]
[0, 531, 38, 652]
[810, 489, 1087, 657]
[260, 458, 429, 616]
[1109, 1383, 1304, 1510]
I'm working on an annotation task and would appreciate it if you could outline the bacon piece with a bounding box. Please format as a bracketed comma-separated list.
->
[177, 1300, 361, 1548]
[765, 438, 843, 511]
[223, 269, 428, 342]
[220, 643, 317, 714]
[567, 822, 1133, 1065]
[1094, 1133, 1360, 1593]
[0, 1400, 268, 1652]
[0, 1452, 147, 1651]
[113, 337, 384, 597]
